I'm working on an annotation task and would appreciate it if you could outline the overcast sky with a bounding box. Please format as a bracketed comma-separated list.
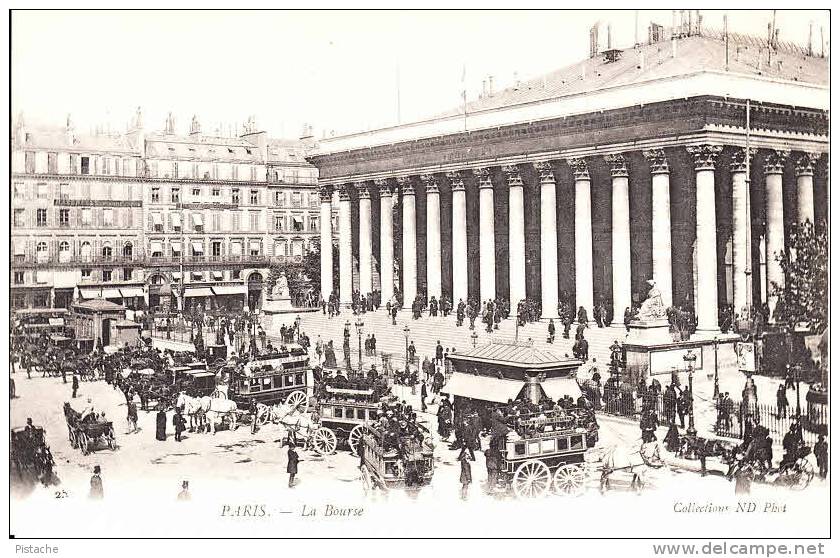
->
[12, 9, 829, 140]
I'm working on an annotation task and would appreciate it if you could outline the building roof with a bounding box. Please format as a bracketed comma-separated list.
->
[145, 133, 264, 163]
[13, 126, 139, 155]
[451, 341, 576, 366]
[267, 138, 311, 165]
[312, 31, 829, 156]
[73, 298, 126, 312]
[434, 33, 828, 120]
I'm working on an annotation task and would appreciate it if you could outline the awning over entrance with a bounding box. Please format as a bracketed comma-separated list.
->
[212, 271, 224, 281]
[191, 241, 204, 253]
[79, 288, 101, 299]
[540, 377, 582, 402]
[119, 287, 144, 298]
[184, 287, 214, 298]
[442, 372, 524, 404]
[150, 241, 163, 254]
[213, 285, 247, 296]
[100, 288, 123, 299]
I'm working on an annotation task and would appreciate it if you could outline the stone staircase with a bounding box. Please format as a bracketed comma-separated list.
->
[271, 308, 624, 370]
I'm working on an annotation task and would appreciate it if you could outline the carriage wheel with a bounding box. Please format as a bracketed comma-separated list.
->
[285, 390, 308, 412]
[258, 409, 271, 425]
[360, 465, 373, 496]
[553, 463, 588, 496]
[348, 425, 368, 456]
[312, 428, 337, 456]
[780, 459, 814, 491]
[512, 460, 552, 498]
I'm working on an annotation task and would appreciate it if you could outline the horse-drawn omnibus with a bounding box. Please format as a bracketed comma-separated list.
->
[316, 371, 390, 455]
[359, 420, 435, 494]
[228, 344, 312, 410]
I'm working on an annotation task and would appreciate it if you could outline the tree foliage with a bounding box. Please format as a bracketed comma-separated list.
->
[770, 220, 827, 334]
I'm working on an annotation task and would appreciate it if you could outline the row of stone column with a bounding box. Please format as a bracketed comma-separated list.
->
[320, 146, 822, 329]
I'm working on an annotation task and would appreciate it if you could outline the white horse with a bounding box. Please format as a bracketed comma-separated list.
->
[598, 440, 664, 493]
[176, 392, 239, 434]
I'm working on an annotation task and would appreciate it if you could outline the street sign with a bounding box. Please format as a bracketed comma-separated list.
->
[736, 342, 756, 372]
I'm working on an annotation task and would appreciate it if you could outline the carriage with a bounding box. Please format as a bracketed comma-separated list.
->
[316, 372, 390, 455]
[228, 344, 312, 411]
[63, 403, 117, 455]
[495, 408, 593, 498]
[358, 422, 435, 494]
[10, 425, 57, 487]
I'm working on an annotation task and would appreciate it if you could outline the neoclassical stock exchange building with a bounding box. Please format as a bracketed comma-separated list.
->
[307, 30, 828, 337]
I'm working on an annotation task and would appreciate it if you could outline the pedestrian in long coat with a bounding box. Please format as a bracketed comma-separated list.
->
[156, 409, 167, 441]
[287, 443, 300, 487]
[174, 410, 186, 442]
[420, 380, 428, 412]
[89, 465, 104, 499]
[72, 374, 79, 398]
[459, 452, 472, 500]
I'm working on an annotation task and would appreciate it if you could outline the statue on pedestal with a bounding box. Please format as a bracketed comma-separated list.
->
[270, 273, 290, 301]
[637, 279, 667, 322]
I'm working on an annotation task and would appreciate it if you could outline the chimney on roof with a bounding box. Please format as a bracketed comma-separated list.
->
[488, 75, 494, 96]
[189, 114, 201, 136]
[607, 23, 612, 50]
[590, 22, 600, 58]
[808, 22, 814, 56]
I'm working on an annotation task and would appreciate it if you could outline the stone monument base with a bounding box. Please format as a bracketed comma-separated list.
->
[623, 319, 739, 386]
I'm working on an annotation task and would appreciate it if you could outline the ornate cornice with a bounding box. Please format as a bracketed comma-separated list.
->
[420, 174, 440, 194]
[643, 149, 669, 175]
[794, 152, 820, 177]
[686, 145, 723, 171]
[729, 147, 758, 173]
[604, 153, 629, 178]
[473, 167, 493, 189]
[396, 176, 415, 195]
[533, 161, 554, 184]
[446, 170, 466, 192]
[503, 165, 524, 187]
[373, 178, 392, 196]
[763, 150, 790, 176]
[567, 158, 590, 181]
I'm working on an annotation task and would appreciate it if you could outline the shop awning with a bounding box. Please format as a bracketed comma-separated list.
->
[191, 213, 203, 227]
[213, 285, 247, 296]
[101, 288, 123, 299]
[212, 271, 224, 280]
[152, 213, 163, 226]
[79, 288, 101, 299]
[150, 241, 163, 254]
[191, 242, 204, 253]
[442, 372, 524, 404]
[119, 287, 144, 298]
[184, 287, 214, 297]
[171, 213, 182, 227]
[171, 241, 181, 253]
[540, 378, 582, 402]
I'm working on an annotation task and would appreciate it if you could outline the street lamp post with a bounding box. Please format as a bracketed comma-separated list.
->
[684, 349, 698, 437]
[403, 325, 410, 365]
[471, 331, 478, 348]
[295, 315, 302, 342]
[713, 337, 720, 400]
[794, 363, 802, 417]
[355, 317, 364, 371]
